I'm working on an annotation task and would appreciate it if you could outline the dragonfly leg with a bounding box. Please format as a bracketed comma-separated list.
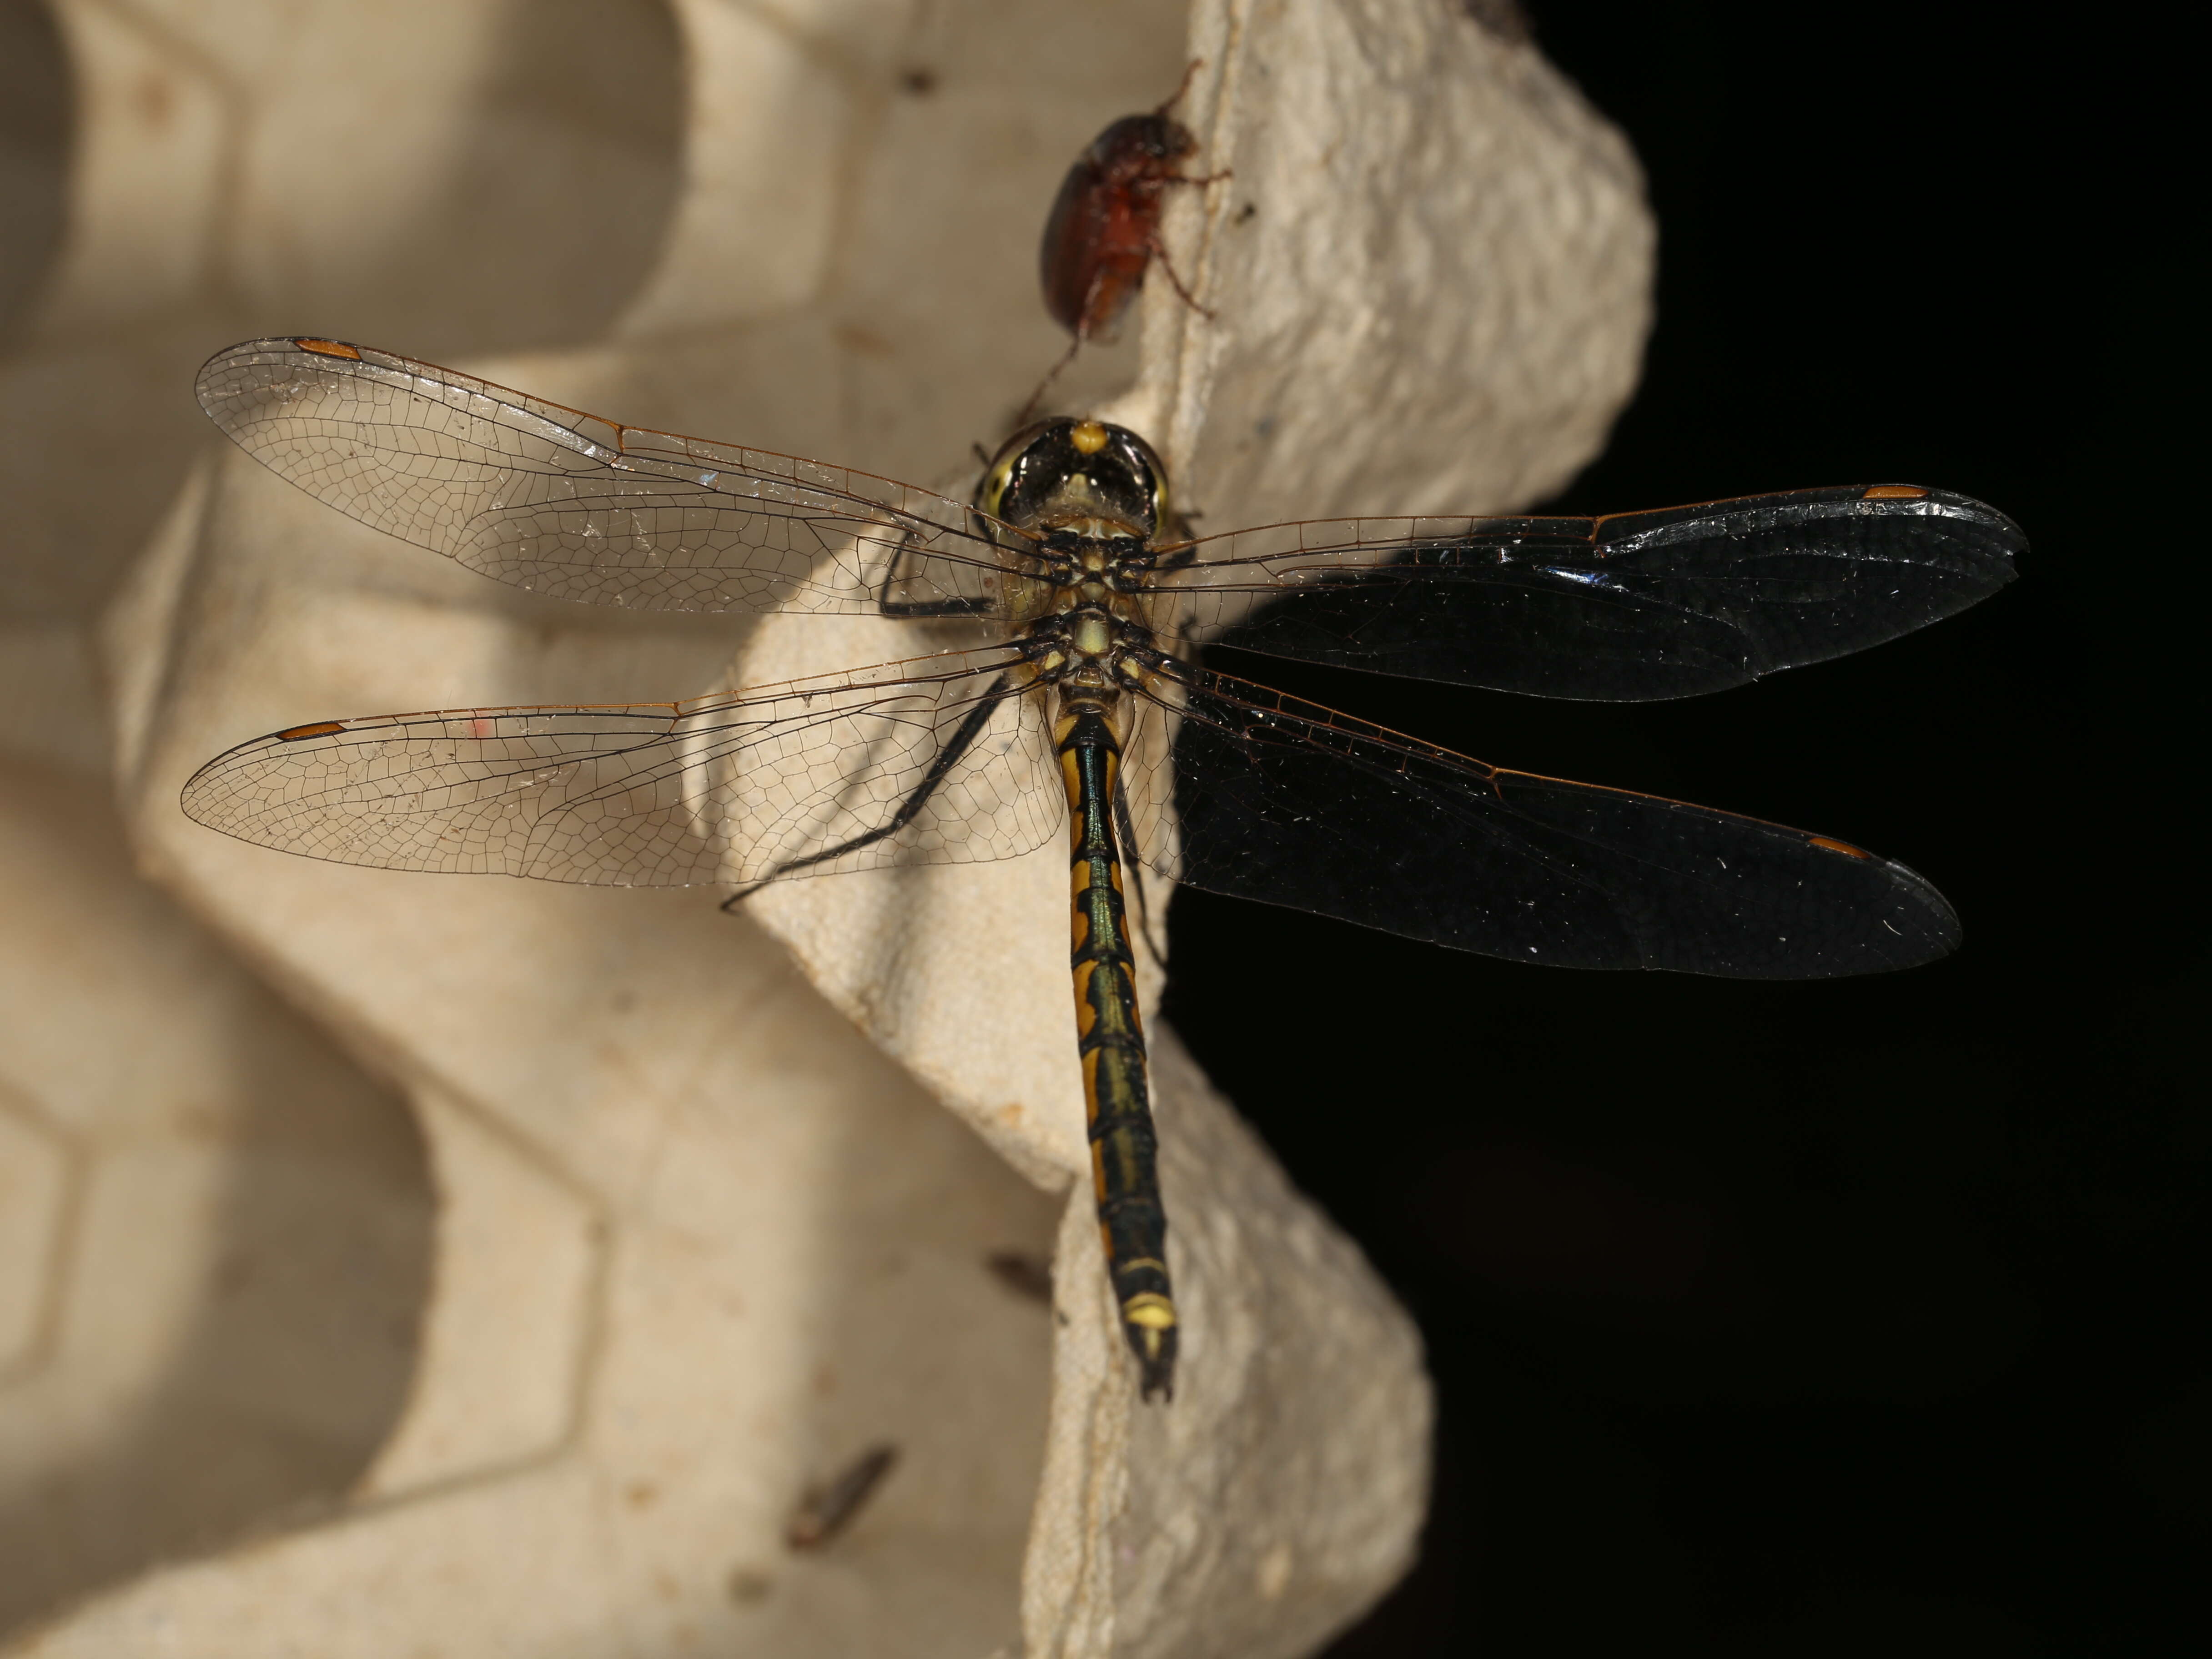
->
[877, 528, 998, 619]
[1113, 776, 1169, 974]
[1059, 703, 1176, 1401]
[722, 672, 1020, 904]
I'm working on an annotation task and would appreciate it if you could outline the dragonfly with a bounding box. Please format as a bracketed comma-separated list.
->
[182, 336, 2021, 1402]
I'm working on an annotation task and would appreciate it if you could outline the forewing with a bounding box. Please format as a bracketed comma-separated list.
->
[195, 337, 1023, 617]
[1134, 663, 1959, 977]
[1163, 486, 2021, 699]
[180, 649, 1062, 887]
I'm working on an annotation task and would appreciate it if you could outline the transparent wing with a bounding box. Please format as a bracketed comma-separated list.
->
[1129, 660, 1960, 978]
[1161, 486, 2021, 700]
[179, 649, 1062, 886]
[195, 337, 1030, 618]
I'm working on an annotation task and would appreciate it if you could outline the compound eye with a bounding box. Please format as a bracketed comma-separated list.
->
[1146, 463, 1170, 527]
[980, 456, 1017, 518]
[1115, 432, 1170, 528]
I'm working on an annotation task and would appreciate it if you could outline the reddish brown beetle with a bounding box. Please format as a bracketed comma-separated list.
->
[1020, 64, 1227, 421]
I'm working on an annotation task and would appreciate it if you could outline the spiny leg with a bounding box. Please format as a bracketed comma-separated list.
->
[876, 528, 999, 620]
[1114, 774, 1170, 975]
[721, 672, 1020, 908]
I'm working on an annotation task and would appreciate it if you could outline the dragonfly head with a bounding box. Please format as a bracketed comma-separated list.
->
[974, 417, 1168, 547]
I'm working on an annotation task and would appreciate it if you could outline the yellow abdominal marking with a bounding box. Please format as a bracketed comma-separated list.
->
[1121, 1293, 1177, 1329]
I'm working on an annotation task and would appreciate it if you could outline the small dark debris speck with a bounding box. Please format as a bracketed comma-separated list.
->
[785, 1444, 898, 1550]
[986, 1249, 1054, 1303]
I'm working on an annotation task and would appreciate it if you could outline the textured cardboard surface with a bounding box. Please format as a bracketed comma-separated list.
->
[0, 0, 1649, 1652]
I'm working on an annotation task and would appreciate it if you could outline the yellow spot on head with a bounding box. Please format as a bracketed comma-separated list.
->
[1070, 420, 1110, 455]
[1863, 484, 1927, 500]
[294, 337, 360, 360]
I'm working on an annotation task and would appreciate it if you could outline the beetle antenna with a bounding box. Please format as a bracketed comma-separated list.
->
[1157, 57, 1205, 117]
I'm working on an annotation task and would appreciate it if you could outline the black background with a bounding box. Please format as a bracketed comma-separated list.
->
[1161, 4, 2198, 1652]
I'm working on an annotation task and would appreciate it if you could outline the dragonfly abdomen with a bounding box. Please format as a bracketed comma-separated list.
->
[1055, 699, 1176, 1401]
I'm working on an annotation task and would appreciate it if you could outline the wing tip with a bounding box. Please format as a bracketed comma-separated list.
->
[1865, 854, 1964, 971]
[195, 334, 376, 420]
[1882, 483, 2028, 583]
[176, 759, 230, 833]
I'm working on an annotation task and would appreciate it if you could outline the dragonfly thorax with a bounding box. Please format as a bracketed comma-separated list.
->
[1032, 530, 1154, 598]
[1071, 612, 1115, 658]
[1023, 592, 1152, 699]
